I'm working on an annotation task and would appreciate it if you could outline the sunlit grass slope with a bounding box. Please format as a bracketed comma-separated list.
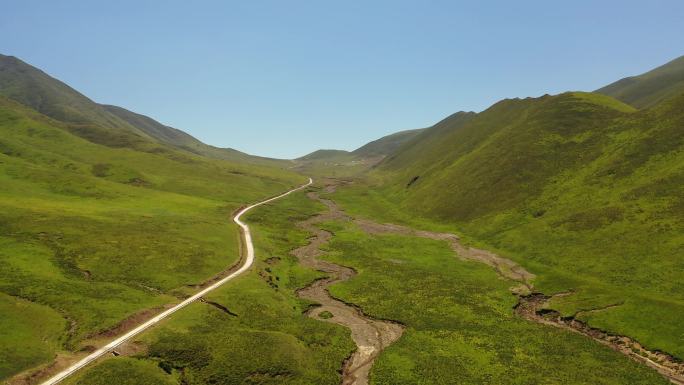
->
[64, 190, 354, 385]
[0, 95, 304, 380]
[317, 220, 668, 385]
[335, 91, 684, 358]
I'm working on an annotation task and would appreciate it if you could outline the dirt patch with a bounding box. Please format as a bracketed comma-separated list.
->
[114, 340, 149, 357]
[264, 256, 281, 265]
[7, 353, 86, 385]
[293, 191, 404, 385]
[86, 306, 168, 340]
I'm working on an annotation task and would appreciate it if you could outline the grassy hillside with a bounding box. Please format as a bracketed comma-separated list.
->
[596, 54, 684, 108]
[351, 128, 423, 158]
[0, 95, 304, 380]
[0, 54, 285, 165]
[315, 219, 667, 384]
[102, 104, 289, 166]
[334, 90, 684, 360]
[0, 54, 146, 135]
[62, 189, 354, 385]
[379, 111, 476, 172]
[295, 129, 431, 178]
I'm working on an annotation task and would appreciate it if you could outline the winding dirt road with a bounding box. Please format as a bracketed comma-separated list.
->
[39, 178, 312, 385]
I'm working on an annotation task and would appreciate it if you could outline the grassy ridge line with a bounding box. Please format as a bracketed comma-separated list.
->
[0, 54, 287, 165]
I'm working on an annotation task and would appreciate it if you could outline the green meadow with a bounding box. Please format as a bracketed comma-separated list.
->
[330, 91, 684, 360]
[0, 96, 304, 380]
[316, 219, 668, 384]
[63, 190, 354, 385]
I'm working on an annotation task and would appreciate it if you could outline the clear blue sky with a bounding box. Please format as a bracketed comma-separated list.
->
[2, 1, 683, 158]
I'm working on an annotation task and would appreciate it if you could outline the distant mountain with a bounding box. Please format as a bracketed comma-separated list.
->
[0, 54, 145, 135]
[297, 149, 353, 161]
[0, 54, 284, 166]
[374, 93, 640, 219]
[596, 54, 684, 108]
[297, 127, 426, 166]
[360, 56, 684, 360]
[351, 128, 423, 158]
[102, 104, 285, 166]
[378, 111, 475, 171]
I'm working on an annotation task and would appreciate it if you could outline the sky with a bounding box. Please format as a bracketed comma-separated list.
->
[1, 1, 683, 158]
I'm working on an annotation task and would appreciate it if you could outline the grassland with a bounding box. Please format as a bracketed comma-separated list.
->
[315, 219, 668, 384]
[331, 91, 684, 361]
[54, 177, 673, 384]
[61, 190, 355, 385]
[0, 96, 305, 380]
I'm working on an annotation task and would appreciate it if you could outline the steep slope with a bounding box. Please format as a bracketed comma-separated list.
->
[379, 111, 476, 172]
[0, 54, 145, 134]
[0, 54, 285, 165]
[339, 90, 684, 360]
[0, 94, 305, 380]
[102, 104, 289, 166]
[351, 128, 423, 158]
[596, 54, 684, 108]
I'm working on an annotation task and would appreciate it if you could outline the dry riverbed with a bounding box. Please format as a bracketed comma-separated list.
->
[293, 191, 404, 385]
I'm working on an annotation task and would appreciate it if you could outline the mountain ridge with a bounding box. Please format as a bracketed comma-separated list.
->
[0, 53, 286, 166]
[596, 54, 684, 108]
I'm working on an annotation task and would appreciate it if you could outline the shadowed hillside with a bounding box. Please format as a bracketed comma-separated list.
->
[596, 54, 684, 108]
[335, 87, 684, 361]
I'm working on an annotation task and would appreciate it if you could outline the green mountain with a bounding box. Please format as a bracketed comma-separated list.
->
[0, 58, 305, 379]
[351, 128, 423, 158]
[378, 111, 476, 171]
[297, 149, 353, 161]
[102, 104, 288, 166]
[0, 54, 283, 165]
[341, 83, 684, 360]
[0, 54, 144, 134]
[596, 54, 684, 108]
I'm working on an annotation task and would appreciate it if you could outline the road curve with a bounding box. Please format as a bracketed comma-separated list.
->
[41, 178, 313, 385]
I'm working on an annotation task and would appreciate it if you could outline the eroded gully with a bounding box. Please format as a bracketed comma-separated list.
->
[292, 191, 404, 385]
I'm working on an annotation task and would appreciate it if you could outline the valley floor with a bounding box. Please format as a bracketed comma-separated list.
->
[19, 177, 675, 385]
